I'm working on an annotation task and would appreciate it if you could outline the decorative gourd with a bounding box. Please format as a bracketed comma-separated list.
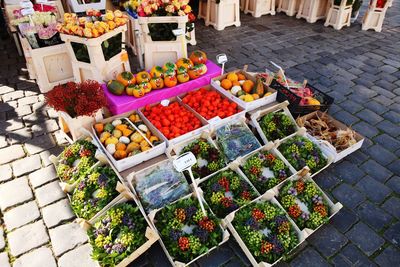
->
[116, 72, 135, 86]
[150, 66, 164, 78]
[177, 66, 189, 83]
[139, 82, 152, 93]
[150, 77, 164, 90]
[136, 71, 151, 83]
[189, 50, 207, 65]
[176, 58, 194, 70]
[196, 63, 207, 75]
[188, 66, 201, 80]
[163, 62, 177, 72]
[164, 75, 178, 88]
[126, 84, 135, 96]
[107, 80, 125, 95]
[132, 86, 145, 98]
[252, 79, 264, 97]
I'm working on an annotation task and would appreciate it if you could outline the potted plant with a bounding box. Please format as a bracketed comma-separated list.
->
[45, 80, 106, 140]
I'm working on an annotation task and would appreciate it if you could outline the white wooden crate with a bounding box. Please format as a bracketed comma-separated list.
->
[244, 0, 276, 17]
[67, 0, 106, 13]
[324, 0, 353, 30]
[296, 0, 329, 23]
[362, 0, 389, 32]
[60, 25, 130, 82]
[277, 0, 301, 16]
[205, 0, 241, 31]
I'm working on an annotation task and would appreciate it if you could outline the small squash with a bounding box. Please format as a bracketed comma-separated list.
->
[150, 77, 164, 90]
[136, 71, 151, 83]
[139, 82, 152, 93]
[252, 79, 264, 97]
[94, 123, 104, 134]
[116, 71, 135, 86]
[114, 150, 127, 160]
[126, 142, 140, 153]
[132, 85, 145, 98]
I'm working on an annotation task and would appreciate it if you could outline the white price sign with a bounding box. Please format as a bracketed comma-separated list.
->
[160, 99, 170, 107]
[36, 0, 48, 3]
[172, 28, 185, 36]
[173, 152, 197, 172]
[21, 7, 35, 16]
[216, 54, 228, 64]
[20, 1, 33, 8]
[208, 116, 221, 124]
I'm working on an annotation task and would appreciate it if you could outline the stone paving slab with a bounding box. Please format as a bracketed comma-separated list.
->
[3, 201, 41, 231]
[0, 177, 33, 211]
[13, 246, 57, 267]
[49, 222, 88, 256]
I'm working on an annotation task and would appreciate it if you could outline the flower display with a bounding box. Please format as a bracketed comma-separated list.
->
[278, 179, 329, 229]
[278, 136, 327, 173]
[232, 201, 299, 264]
[180, 138, 225, 179]
[215, 121, 261, 162]
[201, 170, 258, 218]
[56, 139, 98, 185]
[88, 202, 147, 266]
[132, 161, 190, 212]
[11, 11, 56, 26]
[242, 151, 291, 193]
[71, 166, 120, 220]
[45, 80, 107, 118]
[154, 197, 223, 263]
[259, 112, 296, 142]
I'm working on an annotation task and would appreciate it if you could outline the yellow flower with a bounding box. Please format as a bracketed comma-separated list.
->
[165, 4, 175, 13]
[184, 5, 192, 14]
[178, 10, 185, 16]
[144, 5, 152, 14]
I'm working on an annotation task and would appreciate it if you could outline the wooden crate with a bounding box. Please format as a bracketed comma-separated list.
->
[199, 0, 208, 20]
[67, 0, 106, 13]
[244, 0, 276, 17]
[362, 0, 389, 32]
[205, 0, 241, 31]
[277, 0, 301, 16]
[18, 35, 36, 80]
[138, 16, 188, 70]
[324, 0, 353, 30]
[296, 0, 329, 23]
[60, 25, 130, 82]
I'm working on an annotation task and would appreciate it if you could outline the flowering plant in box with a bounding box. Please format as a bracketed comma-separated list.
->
[45, 81, 107, 118]
[278, 179, 329, 229]
[180, 138, 225, 179]
[155, 197, 223, 263]
[56, 139, 98, 184]
[278, 136, 327, 173]
[242, 151, 291, 193]
[260, 112, 296, 142]
[71, 166, 119, 220]
[88, 202, 147, 266]
[232, 201, 299, 264]
[201, 170, 258, 218]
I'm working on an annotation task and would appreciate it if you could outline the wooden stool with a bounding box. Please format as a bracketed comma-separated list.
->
[296, 0, 329, 23]
[205, 0, 241, 31]
[277, 0, 300, 16]
[324, 0, 353, 30]
[362, 0, 389, 32]
[244, 0, 276, 17]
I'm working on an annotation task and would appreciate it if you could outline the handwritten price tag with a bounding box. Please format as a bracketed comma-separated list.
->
[21, 8, 35, 16]
[173, 152, 197, 172]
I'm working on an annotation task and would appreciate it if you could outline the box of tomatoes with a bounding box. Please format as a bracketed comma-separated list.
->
[178, 85, 246, 126]
[138, 97, 210, 146]
[211, 69, 277, 112]
[91, 111, 167, 172]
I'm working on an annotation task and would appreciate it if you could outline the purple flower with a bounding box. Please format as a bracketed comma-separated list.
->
[259, 175, 268, 182]
[194, 228, 209, 243]
[111, 243, 125, 254]
[122, 214, 135, 229]
[104, 243, 112, 254]
[169, 229, 183, 241]
[270, 236, 284, 254]
[295, 141, 304, 147]
[274, 215, 287, 226]
[258, 153, 266, 160]
[288, 187, 297, 196]
[185, 206, 198, 218]
[78, 181, 86, 191]
[245, 217, 259, 230]
[301, 212, 310, 220]
[97, 173, 108, 187]
[312, 195, 323, 205]
[279, 170, 287, 179]
[211, 183, 223, 192]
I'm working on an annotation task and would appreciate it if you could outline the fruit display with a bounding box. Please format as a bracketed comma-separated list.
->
[181, 88, 239, 120]
[94, 114, 161, 160]
[214, 72, 272, 102]
[107, 51, 208, 98]
[142, 102, 203, 140]
[57, 10, 128, 38]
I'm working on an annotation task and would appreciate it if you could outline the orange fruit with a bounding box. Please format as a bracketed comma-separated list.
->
[227, 72, 238, 82]
[232, 81, 241, 86]
[237, 73, 246, 81]
[221, 79, 233, 90]
[114, 150, 127, 159]
[115, 142, 127, 151]
[242, 80, 254, 93]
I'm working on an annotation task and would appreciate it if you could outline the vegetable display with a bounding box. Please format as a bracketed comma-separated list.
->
[259, 112, 296, 142]
[201, 170, 258, 218]
[296, 112, 358, 152]
[94, 114, 161, 161]
[232, 201, 299, 264]
[154, 197, 223, 263]
[71, 166, 120, 220]
[132, 160, 190, 212]
[180, 138, 225, 179]
[142, 102, 203, 140]
[88, 202, 147, 266]
[56, 139, 98, 185]
[278, 136, 327, 173]
[278, 179, 330, 229]
[181, 88, 239, 120]
[242, 151, 291, 193]
[215, 121, 261, 162]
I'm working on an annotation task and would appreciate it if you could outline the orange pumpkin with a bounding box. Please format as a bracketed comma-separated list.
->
[176, 58, 194, 70]
[188, 67, 201, 80]
[140, 82, 152, 93]
[177, 73, 190, 83]
[150, 66, 163, 78]
[136, 71, 151, 83]
[116, 71, 135, 86]
[132, 86, 145, 98]
[162, 62, 177, 72]
[150, 77, 164, 89]
[164, 75, 178, 88]
[196, 63, 207, 76]
[189, 50, 207, 65]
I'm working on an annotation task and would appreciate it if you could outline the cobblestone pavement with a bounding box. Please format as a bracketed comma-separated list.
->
[1, 2, 400, 267]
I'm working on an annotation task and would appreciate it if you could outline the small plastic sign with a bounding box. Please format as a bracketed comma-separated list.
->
[216, 54, 228, 64]
[36, 0, 48, 3]
[173, 152, 197, 172]
[172, 28, 185, 36]
[21, 8, 35, 16]
[160, 99, 170, 107]
[208, 116, 221, 124]
[20, 1, 33, 8]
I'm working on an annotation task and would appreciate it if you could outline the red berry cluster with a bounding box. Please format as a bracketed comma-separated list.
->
[252, 208, 265, 222]
[218, 177, 230, 192]
[199, 217, 216, 232]
[250, 166, 260, 175]
[174, 208, 186, 222]
[260, 241, 274, 254]
[178, 237, 190, 251]
[241, 191, 251, 200]
[296, 180, 305, 194]
[278, 221, 290, 233]
[79, 149, 92, 157]
[220, 197, 233, 208]
[266, 153, 275, 162]
[288, 205, 302, 218]
[314, 204, 327, 217]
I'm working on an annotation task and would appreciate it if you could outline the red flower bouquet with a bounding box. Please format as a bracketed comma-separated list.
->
[45, 80, 107, 118]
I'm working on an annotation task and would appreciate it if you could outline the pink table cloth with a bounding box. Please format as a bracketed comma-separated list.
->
[103, 60, 222, 115]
